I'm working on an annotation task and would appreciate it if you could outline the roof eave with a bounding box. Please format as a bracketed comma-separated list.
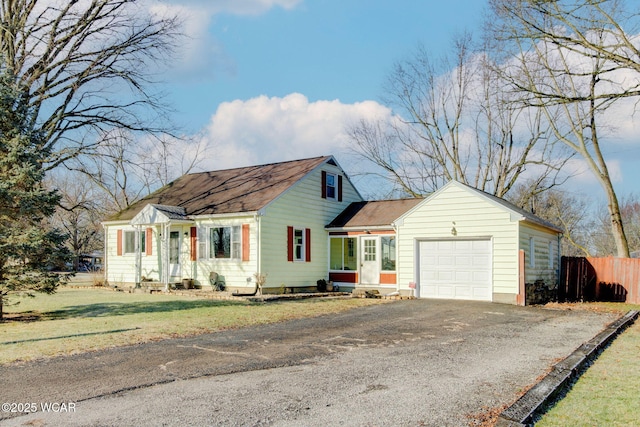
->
[326, 225, 395, 232]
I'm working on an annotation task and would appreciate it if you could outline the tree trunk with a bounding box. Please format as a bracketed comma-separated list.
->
[604, 186, 630, 257]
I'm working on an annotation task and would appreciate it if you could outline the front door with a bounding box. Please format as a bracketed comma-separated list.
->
[361, 237, 379, 285]
[169, 231, 181, 277]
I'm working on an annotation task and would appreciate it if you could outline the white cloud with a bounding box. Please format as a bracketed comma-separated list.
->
[561, 157, 623, 191]
[199, 93, 392, 169]
[163, 0, 301, 16]
[144, 0, 301, 77]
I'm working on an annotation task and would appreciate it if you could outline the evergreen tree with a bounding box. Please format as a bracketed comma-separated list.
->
[0, 67, 71, 320]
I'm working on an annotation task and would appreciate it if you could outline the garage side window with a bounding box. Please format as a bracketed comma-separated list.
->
[529, 237, 535, 268]
[381, 236, 396, 271]
[329, 237, 357, 270]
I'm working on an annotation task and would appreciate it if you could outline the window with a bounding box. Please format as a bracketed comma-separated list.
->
[124, 230, 145, 254]
[210, 226, 241, 259]
[288, 226, 310, 262]
[330, 237, 357, 270]
[364, 238, 376, 261]
[198, 227, 207, 260]
[381, 236, 396, 271]
[529, 237, 535, 268]
[294, 228, 305, 261]
[325, 173, 337, 200]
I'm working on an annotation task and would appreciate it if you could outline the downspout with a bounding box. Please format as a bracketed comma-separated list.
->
[135, 225, 142, 288]
[163, 223, 170, 291]
[384, 221, 401, 297]
[103, 225, 108, 285]
[393, 221, 400, 293]
[256, 212, 262, 277]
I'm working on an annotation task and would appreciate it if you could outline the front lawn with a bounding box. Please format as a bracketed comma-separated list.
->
[0, 287, 384, 364]
[535, 303, 640, 427]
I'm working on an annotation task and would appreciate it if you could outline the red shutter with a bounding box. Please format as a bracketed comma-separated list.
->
[305, 228, 311, 262]
[116, 229, 123, 256]
[190, 227, 197, 261]
[242, 224, 250, 262]
[338, 175, 343, 202]
[287, 226, 294, 262]
[321, 170, 327, 199]
[146, 228, 153, 256]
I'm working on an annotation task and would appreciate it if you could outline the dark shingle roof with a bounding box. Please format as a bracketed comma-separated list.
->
[327, 199, 423, 228]
[108, 156, 333, 221]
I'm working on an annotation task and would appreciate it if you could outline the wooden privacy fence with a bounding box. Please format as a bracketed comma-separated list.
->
[560, 256, 640, 304]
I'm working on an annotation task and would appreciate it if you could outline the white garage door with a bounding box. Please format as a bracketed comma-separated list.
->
[419, 239, 492, 301]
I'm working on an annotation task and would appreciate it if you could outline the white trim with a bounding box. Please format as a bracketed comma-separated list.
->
[189, 212, 258, 220]
[395, 180, 562, 234]
[326, 225, 397, 232]
[293, 226, 306, 262]
[415, 236, 493, 301]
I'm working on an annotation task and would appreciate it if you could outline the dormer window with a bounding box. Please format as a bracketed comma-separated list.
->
[321, 170, 342, 201]
[326, 173, 337, 200]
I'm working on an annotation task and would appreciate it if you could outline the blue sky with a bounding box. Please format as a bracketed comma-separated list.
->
[166, 0, 485, 130]
[149, 0, 640, 201]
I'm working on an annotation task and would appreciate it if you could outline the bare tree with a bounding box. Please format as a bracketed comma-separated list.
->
[590, 194, 640, 256]
[488, 0, 637, 257]
[348, 34, 571, 199]
[508, 182, 594, 256]
[0, 0, 181, 169]
[67, 129, 210, 213]
[48, 174, 105, 270]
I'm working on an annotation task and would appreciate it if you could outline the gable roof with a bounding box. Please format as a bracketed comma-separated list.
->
[107, 156, 337, 221]
[326, 199, 423, 229]
[454, 181, 563, 233]
[403, 180, 563, 233]
[130, 204, 188, 225]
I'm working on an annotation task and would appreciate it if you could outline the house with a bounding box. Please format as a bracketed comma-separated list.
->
[101, 156, 363, 292]
[326, 180, 562, 304]
[102, 156, 562, 305]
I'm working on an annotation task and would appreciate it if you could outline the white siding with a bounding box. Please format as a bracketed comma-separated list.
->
[104, 223, 161, 285]
[190, 216, 258, 290]
[519, 222, 560, 287]
[259, 163, 362, 289]
[397, 184, 520, 299]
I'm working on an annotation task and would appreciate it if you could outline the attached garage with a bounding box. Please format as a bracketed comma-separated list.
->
[418, 239, 492, 301]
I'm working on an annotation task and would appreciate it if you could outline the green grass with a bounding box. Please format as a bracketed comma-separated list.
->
[536, 303, 640, 427]
[0, 287, 384, 364]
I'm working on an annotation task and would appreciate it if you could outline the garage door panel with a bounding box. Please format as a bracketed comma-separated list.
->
[438, 255, 454, 266]
[473, 270, 490, 282]
[419, 239, 492, 302]
[455, 271, 472, 282]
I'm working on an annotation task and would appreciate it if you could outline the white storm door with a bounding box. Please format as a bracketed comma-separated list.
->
[169, 231, 181, 277]
[360, 237, 379, 285]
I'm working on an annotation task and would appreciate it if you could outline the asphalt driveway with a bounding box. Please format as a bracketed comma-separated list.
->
[1, 299, 619, 426]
